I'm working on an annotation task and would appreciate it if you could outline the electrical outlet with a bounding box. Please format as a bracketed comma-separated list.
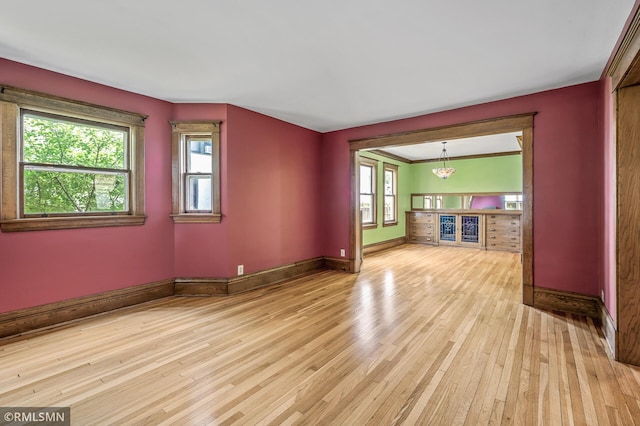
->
[237, 265, 244, 276]
[340, 249, 346, 257]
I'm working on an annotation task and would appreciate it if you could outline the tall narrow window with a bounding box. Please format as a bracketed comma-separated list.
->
[383, 163, 398, 226]
[171, 121, 221, 223]
[359, 157, 377, 228]
[0, 85, 146, 232]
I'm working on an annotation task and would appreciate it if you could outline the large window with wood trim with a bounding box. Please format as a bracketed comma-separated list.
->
[383, 163, 398, 226]
[0, 85, 146, 232]
[359, 157, 377, 228]
[170, 121, 221, 223]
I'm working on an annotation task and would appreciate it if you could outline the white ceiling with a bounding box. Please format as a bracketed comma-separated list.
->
[0, 1, 634, 132]
[377, 131, 522, 161]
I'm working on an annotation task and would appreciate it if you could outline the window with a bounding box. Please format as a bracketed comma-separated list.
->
[0, 85, 146, 232]
[383, 163, 398, 226]
[170, 121, 221, 223]
[359, 157, 377, 228]
[504, 194, 523, 210]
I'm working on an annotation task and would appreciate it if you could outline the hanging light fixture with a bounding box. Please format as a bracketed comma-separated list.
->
[432, 141, 456, 179]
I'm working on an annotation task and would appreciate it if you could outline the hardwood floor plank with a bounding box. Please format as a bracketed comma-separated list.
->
[1, 245, 639, 424]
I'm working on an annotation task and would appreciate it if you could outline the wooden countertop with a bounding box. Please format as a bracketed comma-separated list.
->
[408, 209, 522, 215]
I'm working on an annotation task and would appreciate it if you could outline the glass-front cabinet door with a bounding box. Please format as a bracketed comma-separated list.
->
[461, 215, 480, 244]
[439, 215, 457, 245]
[439, 214, 483, 247]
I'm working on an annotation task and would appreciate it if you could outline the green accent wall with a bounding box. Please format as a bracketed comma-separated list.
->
[361, 154, 522, 247]
[411, 154, 522, 193]
[360, 153, 411, 246]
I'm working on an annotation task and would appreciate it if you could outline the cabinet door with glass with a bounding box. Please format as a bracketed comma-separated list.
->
[438, 214, 483, 247]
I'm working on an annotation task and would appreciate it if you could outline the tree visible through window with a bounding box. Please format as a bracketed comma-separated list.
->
[22, 111, 129, 215]
[0, 85, 146, 232]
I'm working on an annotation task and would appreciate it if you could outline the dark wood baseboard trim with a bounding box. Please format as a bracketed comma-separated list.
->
[228, 257, 325, 294]
[0, 279, 175, 340]
[0, 256, 342, 340]
[324, 257, 351, 272]
[175, 257, 327, 296]
[533, 287, 600, 319]
[363, 237, 406, 256]
[599, 301, 617, 358]
[174, 278, 228, 296]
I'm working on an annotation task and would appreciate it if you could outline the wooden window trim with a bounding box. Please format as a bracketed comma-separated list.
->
[383, 163, 398, 227]
[170, 121, 221, 223]
[359, 156, 378, 229]
[0, 85, 147, 232]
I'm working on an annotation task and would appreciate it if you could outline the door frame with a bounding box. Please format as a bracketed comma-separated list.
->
[348, 113, 535, 305]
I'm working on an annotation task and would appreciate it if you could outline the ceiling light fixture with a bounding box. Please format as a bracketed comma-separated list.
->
[432, 141, 456, 179]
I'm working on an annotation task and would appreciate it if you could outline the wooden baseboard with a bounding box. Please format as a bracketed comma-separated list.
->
[175, 257, 326, 296]
[600, 301, 617, 358]
[174, 278, 228, 296]
[533, 287, 600, 318]
[324, 257, 351, 272]
[363, 237, 406, 256]
[228, 257, 325, 294]
[0, 279, 175, 340]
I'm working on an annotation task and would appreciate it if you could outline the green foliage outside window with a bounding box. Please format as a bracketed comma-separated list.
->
[22, 113, 128, 215]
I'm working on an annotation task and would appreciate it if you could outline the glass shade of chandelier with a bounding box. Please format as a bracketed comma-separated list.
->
[432, 141, 456, 179]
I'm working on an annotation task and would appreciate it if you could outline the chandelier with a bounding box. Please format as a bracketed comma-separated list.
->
[432, 141, 456, 179]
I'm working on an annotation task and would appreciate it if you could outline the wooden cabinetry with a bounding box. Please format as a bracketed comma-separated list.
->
[406, 210, 521, 252]
[485, 214, 521, 252]
[405, 212, 438, 245]
[438, 214, 484, 248]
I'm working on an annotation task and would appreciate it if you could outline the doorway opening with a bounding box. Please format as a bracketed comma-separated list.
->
[348, 113, 535, 305]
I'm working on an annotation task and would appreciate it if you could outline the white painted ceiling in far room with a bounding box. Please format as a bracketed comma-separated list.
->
[375, 131, 523, 161]
[0, 0, 635, 132]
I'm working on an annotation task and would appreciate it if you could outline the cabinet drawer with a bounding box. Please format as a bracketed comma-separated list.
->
[408, 235, 436, 243]
[486, 218, 520, 227]
[486, 233, 520, 243]
[487, 214, 520, 221]
[486, 241, 521, 251]
[410, 223, 435, 233]
[485, 225, 520, 235]
[410, 212, 436, 223]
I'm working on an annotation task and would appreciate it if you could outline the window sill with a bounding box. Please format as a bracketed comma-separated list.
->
[362, 223, 378, 230]
[383, 221, 398, 227]
[171, 214, 222, 224]
[0, 215, 146, 232]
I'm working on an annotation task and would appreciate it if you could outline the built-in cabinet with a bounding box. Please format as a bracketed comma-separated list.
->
[406, 212, 438, 244]
[485, 214, 521, 251]
[438, 214, 484, 248]
[406, 210, 521, 252]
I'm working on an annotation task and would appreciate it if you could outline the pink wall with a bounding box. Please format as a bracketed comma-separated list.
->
[225, 105, 323, 275]
[322, 82, 603, 296]
[171, 104, 231, 277]
[0, 59, 324, 314]
[172, 104, 324, 277]
[0, 57, 611, 314]
[0, 59, 175, 312]
[471, 196, 503, 210]
[601, 77, 617, 320]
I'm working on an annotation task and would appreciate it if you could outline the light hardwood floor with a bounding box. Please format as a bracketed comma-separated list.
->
[1, 245, 640, 425]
